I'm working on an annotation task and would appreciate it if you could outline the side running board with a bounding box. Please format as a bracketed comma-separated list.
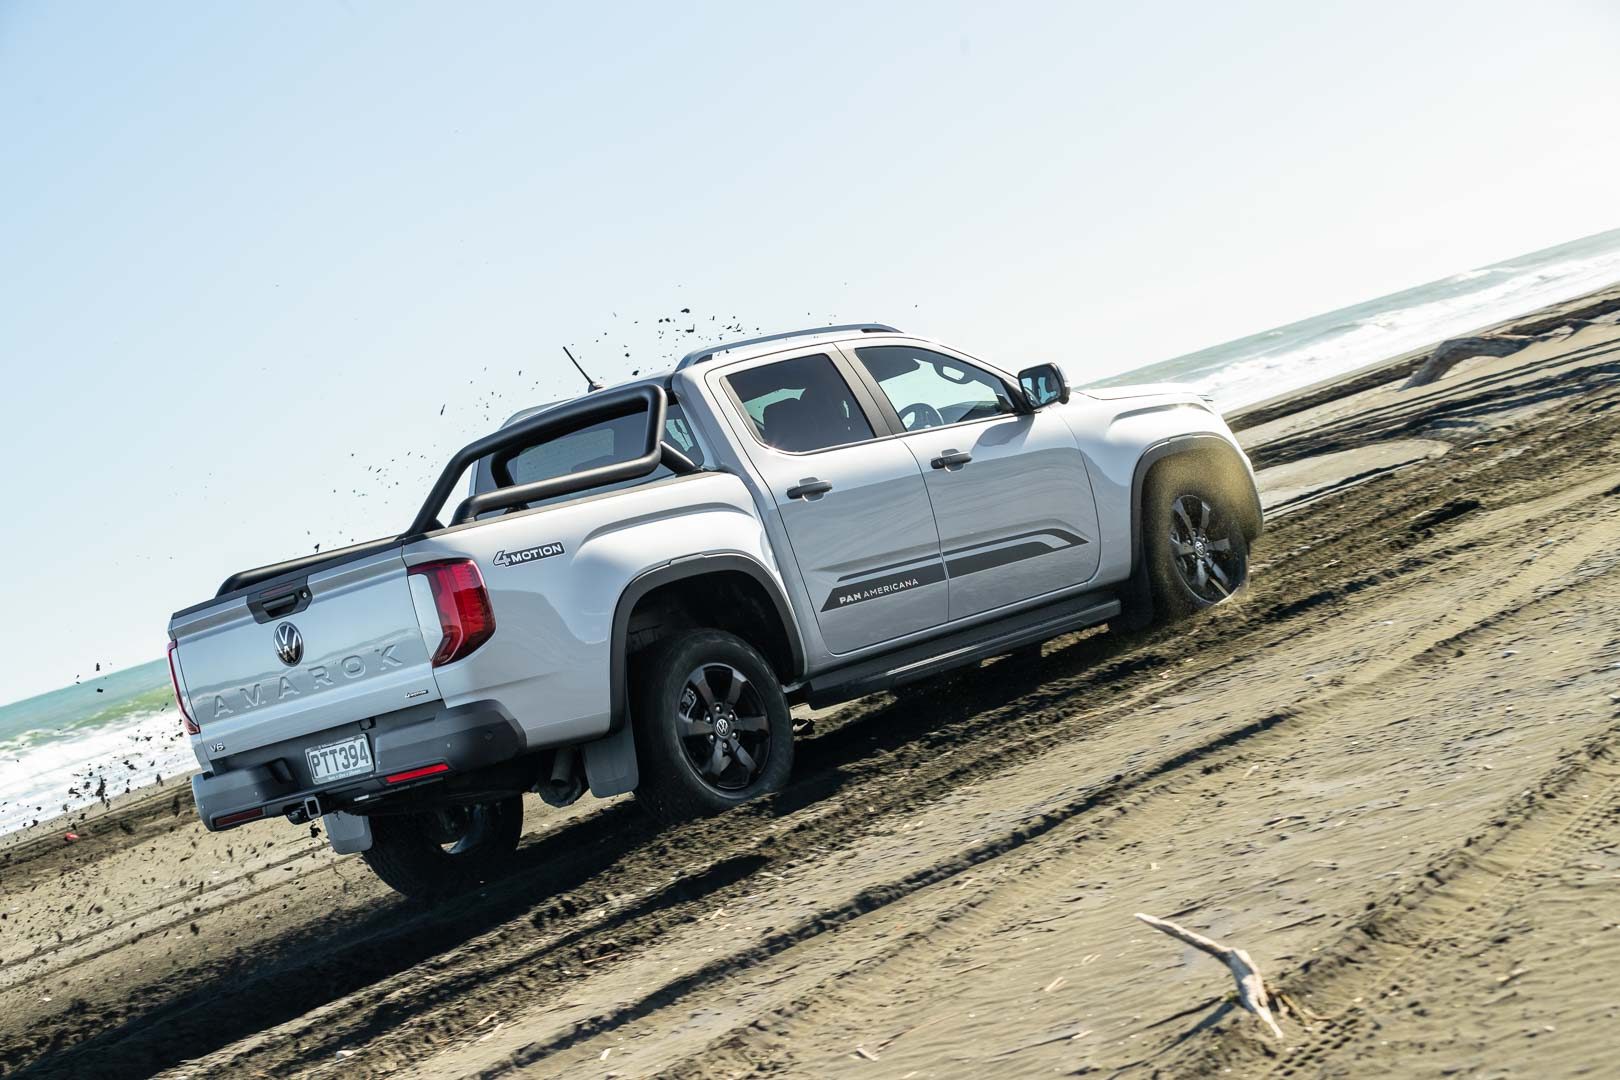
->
[800, 592, 1120, 709]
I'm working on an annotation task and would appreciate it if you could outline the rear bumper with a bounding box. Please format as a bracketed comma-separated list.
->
[192, 700, 525, 831]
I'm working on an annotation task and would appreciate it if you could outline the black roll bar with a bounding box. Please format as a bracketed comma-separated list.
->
[411, 383, 669, 533]
[215, 384, 682, 598]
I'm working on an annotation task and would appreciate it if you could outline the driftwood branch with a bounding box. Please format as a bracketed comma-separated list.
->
[1135, 912, 1284, 1039]
[1404, 335, 1533, 388]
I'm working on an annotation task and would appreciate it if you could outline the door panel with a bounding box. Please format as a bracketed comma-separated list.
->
[844, 343, 1102, 621]
[906, 413, 1101, 619]
[717, 351, 948, 655]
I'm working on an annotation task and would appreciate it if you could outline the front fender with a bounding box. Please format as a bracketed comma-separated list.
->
[1055, 393, 1260, 583]
[1128, 433, 1264, 570]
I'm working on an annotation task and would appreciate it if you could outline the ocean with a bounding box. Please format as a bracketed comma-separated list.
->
[4, 226, 1619, 836]
[0, 659, 196, 834]
[1095, 226, 1620, 409]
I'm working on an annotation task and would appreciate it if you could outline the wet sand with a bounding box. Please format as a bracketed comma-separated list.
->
[3, 290, 1619, 1078]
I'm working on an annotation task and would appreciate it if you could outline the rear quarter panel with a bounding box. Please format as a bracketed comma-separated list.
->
[406, 471, 781, 749]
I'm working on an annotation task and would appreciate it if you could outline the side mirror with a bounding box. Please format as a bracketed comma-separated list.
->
[1018, 363, 1070, 409]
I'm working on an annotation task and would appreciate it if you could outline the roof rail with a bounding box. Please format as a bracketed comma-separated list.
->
[675, 323, 900, 370]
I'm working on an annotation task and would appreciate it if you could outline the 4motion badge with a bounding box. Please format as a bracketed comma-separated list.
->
[492, 542, 565, 567]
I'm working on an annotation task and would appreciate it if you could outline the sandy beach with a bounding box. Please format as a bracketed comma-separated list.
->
[3, 285, 1619, 1078]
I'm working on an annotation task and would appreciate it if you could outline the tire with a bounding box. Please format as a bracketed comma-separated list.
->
[359, 795, 523, 901]
[1139, 458, 1251, 623]
[633, 629, 793, 825]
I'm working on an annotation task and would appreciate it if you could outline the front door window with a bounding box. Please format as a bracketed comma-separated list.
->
[854, 345, 1018, 431]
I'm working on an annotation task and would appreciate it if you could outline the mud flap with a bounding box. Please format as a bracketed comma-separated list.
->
[1114, 554, 1156, 631]
[582, 723, 640, 797]
[322, 810, 373, 855]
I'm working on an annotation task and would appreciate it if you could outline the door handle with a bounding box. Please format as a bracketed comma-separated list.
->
[786, 478, 833, 500]
[931, 450, 972, 469]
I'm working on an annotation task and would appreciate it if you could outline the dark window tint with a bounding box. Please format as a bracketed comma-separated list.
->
[483, 403, 704, 506]
[726, 353, 875, 452]
[855, 346, 1016, 430]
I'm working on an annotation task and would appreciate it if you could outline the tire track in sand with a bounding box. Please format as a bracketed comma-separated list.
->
[624, 542, 1620, 1079]
[403, 486, 1620, 1079]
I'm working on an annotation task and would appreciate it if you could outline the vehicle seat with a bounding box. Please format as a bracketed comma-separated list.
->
[761, 391, 853, 452]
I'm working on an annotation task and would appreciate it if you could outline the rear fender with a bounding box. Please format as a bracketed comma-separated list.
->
[609, 554, 804, 730]
[407, 473, 779, 753]
[584, 555, 804, 798]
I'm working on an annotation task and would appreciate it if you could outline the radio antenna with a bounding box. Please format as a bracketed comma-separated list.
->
[563, 346, 604, 392]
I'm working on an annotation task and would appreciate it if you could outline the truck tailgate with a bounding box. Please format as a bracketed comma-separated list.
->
[169, 546, 441, 761]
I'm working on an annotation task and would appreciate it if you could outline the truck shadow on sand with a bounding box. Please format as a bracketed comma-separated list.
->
[12, 626, 1153, 1079]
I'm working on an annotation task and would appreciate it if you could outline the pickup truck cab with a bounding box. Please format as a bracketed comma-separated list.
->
[166, 324, 1262, 899]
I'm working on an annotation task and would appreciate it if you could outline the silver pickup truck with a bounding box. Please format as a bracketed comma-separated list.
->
[166, 324, 1262, 899]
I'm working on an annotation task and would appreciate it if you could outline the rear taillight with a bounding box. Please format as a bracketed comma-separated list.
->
[168, 640, 200, 735]
[408, 559, 495, 667]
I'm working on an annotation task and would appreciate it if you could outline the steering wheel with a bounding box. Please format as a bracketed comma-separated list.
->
[898, 402, 945, 430]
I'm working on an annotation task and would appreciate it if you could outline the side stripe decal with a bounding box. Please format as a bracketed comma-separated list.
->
[822, 529, 1088, 611]
[942, 527, 1088, 557]
[945, 540, 1062, 578]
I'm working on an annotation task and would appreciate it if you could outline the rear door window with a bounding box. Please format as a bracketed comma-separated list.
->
[724, 353, 876, 453]
[480, 403, 705, 505]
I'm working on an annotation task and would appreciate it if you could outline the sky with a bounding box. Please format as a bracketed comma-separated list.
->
[2, 1, 1619, 705]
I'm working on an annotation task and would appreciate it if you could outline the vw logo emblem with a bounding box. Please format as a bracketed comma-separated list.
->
[274, 622, 304, 667]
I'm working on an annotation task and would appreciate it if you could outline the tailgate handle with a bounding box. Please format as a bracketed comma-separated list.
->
[248, 582, 313, 624]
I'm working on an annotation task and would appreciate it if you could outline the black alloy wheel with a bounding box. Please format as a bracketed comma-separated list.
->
[676, 661, 774, 793]
[633, 630, 793, 823]
[1167, 493, 1245, 603]
[1131, 458, 1253, 625]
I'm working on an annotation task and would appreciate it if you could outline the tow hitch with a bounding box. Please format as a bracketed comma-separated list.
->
[286, 795, 322, 825]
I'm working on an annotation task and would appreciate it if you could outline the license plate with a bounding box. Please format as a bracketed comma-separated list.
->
[306, 735, 374, 783]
